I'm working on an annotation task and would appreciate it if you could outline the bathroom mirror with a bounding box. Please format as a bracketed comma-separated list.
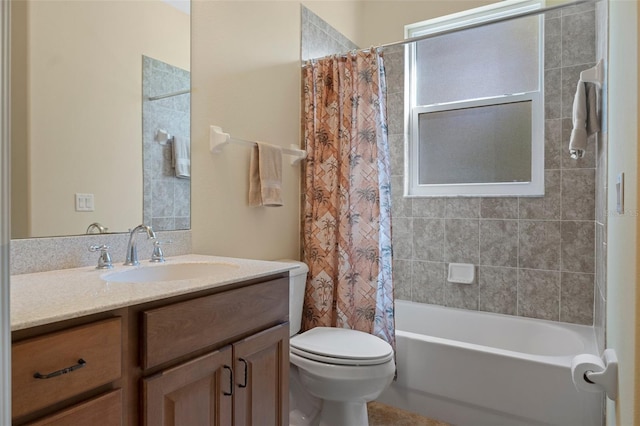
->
[10, 0, 190, 239]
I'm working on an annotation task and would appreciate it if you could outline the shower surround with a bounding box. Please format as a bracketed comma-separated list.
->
[386, 3, 604, 327]
[142, 56, 191, 231]
[301, 4, 606, 332]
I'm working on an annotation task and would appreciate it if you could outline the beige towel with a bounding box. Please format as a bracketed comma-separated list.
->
[249, 142, 283, 207]
[569, 81, 600, 158]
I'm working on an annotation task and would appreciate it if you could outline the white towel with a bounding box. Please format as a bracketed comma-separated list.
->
[172, 136, 190, 179]
[249, 142, 283, 207]
[569, 81, 600, 158]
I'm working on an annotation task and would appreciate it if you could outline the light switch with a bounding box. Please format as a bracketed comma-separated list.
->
[75, 193, 95, 212]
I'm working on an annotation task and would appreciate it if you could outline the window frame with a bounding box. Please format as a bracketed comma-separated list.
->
[404, 0, 545, 198]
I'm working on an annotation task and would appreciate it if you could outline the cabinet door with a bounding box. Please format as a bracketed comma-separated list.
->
[143, 347, 233, 426]
[233, 323, 289, 426]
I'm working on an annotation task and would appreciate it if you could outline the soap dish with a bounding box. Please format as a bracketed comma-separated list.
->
[448, 263, 475, 284]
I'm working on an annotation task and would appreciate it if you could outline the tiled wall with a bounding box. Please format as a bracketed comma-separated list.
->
[142, 56, 191, 231]
[301, 6, 358, 62]
[386, 4, 601, 325]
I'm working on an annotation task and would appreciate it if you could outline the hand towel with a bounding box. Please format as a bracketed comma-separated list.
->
[249, 142, 283, 207]
[172, 136, 191, 179]
[569, 81, 600, 158]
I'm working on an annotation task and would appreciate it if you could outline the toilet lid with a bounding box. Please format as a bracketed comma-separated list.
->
[290, 327, 394, 366]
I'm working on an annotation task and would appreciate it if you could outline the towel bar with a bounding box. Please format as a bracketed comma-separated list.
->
[209, 125, 307, 165]
[155, 129, 174, 145]
[580, 59, 604, 88]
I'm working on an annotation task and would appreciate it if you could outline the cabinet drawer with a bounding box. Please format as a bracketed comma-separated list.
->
[25, 389, 122, 426]
[12, 318, 122, 419]
[143, 277, 288, 369]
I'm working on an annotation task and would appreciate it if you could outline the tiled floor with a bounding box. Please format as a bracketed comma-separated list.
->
[367, 401, 451, 426]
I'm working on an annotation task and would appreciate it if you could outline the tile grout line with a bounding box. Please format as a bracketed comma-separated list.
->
[516, 196, 521, 317]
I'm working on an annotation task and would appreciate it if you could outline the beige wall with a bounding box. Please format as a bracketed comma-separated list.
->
[13, 0, 189, 238]
[607, 0, 638, 424]
[10, 0, 28, 238]
[189, 1, 495, 261]
[190, 1, 303, 260]
[359, 0, 495, 46]
[302, 0, 495, 48]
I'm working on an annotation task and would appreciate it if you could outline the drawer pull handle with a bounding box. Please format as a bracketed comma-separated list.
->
[33, 358, 86, 379]
[223, 365, 233, 396]
[239, 358, 248, 388]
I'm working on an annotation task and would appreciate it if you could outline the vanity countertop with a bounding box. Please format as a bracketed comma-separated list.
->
[10, 254, 296, 331]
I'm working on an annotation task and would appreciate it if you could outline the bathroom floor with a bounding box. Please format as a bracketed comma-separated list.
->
[367, 402, 451, 426]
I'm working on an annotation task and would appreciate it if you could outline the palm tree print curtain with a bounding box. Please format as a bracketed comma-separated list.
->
[301, 49, 395, 348]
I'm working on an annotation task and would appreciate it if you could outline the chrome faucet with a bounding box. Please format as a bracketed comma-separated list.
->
[89, 244, 113, 269]
[86, 222, 108, 234]
[124, 224, 156, 266]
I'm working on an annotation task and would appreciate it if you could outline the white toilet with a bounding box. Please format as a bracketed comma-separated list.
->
[284, 260, 395, 426]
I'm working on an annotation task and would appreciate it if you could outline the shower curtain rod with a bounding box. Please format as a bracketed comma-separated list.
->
[147, 88, 190, 101]
[302, 0, 597, 65]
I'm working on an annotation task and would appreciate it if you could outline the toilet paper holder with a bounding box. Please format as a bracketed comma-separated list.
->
[581, 349, 618, 401]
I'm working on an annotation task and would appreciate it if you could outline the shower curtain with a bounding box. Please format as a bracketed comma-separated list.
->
[301, 49, 395, 347]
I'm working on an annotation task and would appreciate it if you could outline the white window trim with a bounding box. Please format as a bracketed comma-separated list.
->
[404, 0, 545, 198]
[409, 93, 544, 197]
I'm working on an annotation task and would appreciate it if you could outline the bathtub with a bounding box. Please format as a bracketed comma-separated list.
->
[377, 300, 603, 426]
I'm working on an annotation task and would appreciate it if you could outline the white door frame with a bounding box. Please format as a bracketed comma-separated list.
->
[0, 0, 11, 422]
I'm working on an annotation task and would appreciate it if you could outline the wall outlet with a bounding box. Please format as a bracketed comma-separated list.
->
[75, 193, 95, 212]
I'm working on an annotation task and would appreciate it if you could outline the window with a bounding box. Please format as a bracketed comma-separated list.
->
[405, 0, 544, 197]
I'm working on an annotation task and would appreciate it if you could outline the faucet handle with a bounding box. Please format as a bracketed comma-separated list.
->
[89, 244, 113, 269]
[150, 240, 172, 263]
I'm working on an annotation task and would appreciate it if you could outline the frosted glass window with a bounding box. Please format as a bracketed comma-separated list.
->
[415, 17, 540, 106]
[405, 0, 544, 197]
[418, 101, 532, 185]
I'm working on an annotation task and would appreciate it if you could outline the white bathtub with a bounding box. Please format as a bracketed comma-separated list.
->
[378, 300, 603, 426]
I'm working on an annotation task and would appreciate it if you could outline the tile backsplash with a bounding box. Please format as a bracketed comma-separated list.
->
[10, 230, 191, 275]
[386, 4, 602, 325]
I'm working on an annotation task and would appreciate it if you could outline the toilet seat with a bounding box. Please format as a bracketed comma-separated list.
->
[290, 327, 394, 366]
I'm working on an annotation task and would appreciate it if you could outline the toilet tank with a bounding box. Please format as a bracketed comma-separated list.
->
[277, 260, 308, 336]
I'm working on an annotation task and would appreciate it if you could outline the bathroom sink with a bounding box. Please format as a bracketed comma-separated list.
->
[101, 262, 240, 283]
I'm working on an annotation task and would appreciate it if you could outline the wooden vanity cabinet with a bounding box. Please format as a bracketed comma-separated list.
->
[140, 276, 290, 426]
[11, 273, 290, 426]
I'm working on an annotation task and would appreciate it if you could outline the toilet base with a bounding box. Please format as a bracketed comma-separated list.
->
[318, 400, 368, 426]
[290, 365, 321, 426]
